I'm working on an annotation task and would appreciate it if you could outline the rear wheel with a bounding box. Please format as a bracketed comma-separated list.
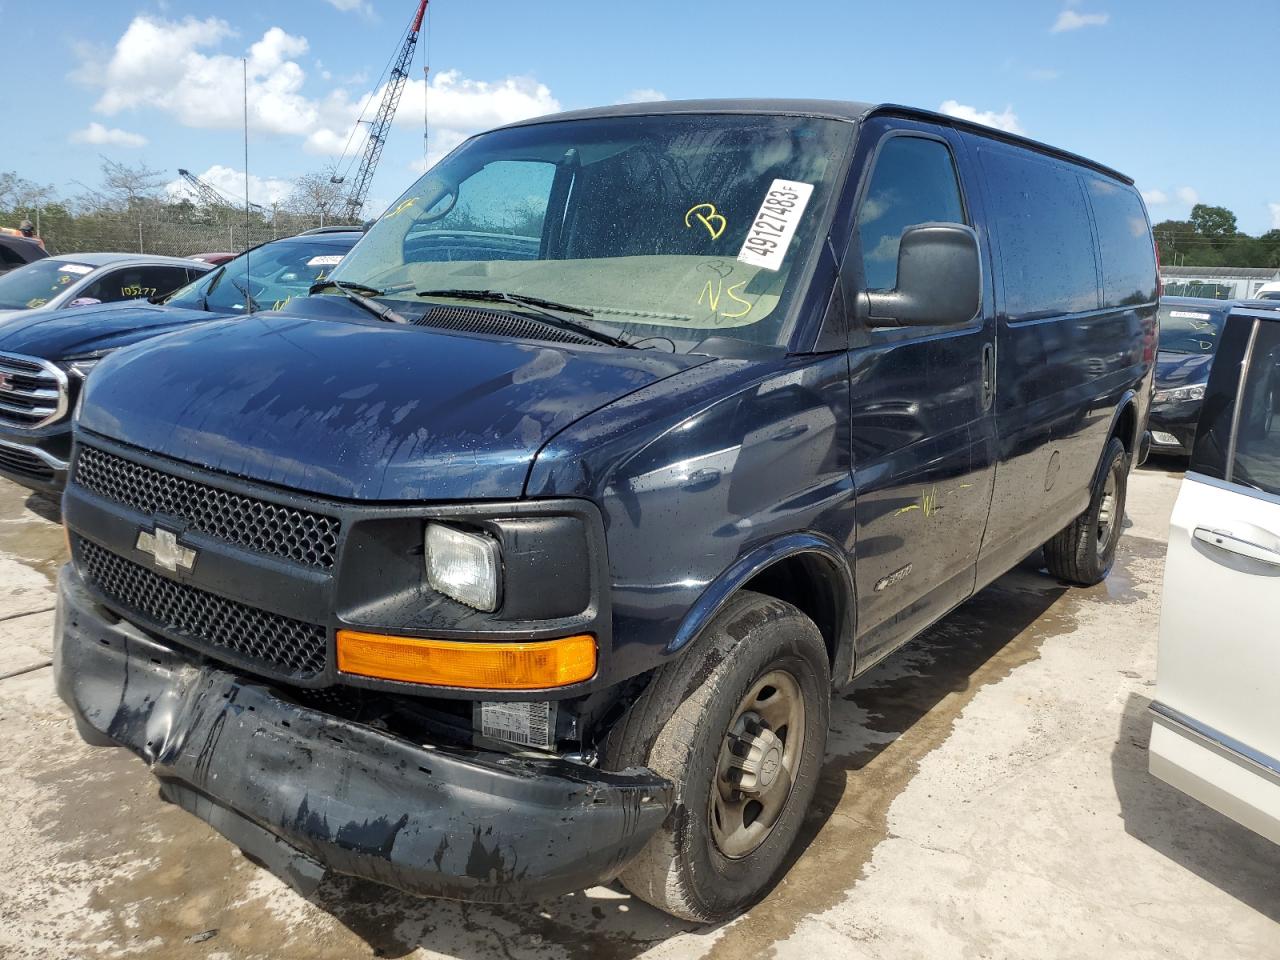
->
[603, 591, 830, 922]
[1043, 436, 1129, 585]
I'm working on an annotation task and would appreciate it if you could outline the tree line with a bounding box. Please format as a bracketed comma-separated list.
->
[1153, 204, 1280, 269]
[0, 160, 353, 255]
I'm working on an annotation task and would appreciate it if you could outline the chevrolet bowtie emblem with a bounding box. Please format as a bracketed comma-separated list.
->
[136, 526, 197, 573]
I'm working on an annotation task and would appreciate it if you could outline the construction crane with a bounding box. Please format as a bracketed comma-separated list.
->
[333, 0, 429, 221]
[177, 168, 265, 213]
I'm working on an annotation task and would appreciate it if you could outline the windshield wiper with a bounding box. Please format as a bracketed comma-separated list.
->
[415, 288, 631, 348]
[313, 278, 408, 325]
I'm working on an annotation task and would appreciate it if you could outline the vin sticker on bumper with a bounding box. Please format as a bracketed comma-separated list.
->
[737, 179, 814, 271]
[480, 700, 553, 749]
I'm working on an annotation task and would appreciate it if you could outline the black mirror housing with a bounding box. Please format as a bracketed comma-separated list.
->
[858, 223, 981, 328]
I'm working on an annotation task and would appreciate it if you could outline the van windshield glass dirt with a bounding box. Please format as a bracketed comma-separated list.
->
[330, 114, 852, 352]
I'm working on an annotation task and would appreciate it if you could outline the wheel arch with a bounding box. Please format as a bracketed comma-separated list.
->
[1095, 390, 1139, 487]
[667, 533, 857, 687]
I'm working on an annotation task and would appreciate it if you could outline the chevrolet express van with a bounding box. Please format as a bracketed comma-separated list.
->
[54, 100, 1157, 921]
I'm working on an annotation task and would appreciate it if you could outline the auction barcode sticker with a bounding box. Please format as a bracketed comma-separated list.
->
[481, 700, 552, 748]
[737, 179, 815, 271]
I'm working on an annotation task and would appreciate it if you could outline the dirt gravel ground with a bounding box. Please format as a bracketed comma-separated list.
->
[1, 460, 1277, 959]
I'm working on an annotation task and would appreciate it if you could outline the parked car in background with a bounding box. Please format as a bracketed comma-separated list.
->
[56, 99, 1156, 922]
[1151, 299, 1280, 845]
[188, 251, 236, 266]
[0, 235, 48, 276]
[0, 253, 207, 322]
[0, 230, 358, 494]
[1149, 297, 1234, 456]
[1253, 281, 1280, 302]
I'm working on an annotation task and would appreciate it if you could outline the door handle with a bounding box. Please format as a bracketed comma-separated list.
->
[980, 343, 995, 411]
[1193, 526, 1280, 566]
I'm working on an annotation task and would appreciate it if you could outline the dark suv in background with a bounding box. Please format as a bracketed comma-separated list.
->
[0, 229, 359, 493]
[55, 99, 1156, 921]
[1149, 296, 1233, 456]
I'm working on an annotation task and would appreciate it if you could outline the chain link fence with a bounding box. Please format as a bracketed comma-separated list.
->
[29, 213, 342, 259]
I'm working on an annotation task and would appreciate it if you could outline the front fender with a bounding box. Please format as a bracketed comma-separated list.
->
[669, 532, 858, 687]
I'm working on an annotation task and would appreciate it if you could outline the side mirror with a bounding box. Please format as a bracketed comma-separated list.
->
[858, 222, 981, 328]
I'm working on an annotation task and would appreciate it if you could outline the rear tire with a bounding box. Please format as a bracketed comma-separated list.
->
[1043, 436, 1129, 585]
[603, 591, 830, 922]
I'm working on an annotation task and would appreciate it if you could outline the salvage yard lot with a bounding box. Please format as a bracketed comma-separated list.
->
[1, 463, 1277, 960]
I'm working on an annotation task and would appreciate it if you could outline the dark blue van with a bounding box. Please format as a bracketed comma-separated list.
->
[54, 100, 1157, 921]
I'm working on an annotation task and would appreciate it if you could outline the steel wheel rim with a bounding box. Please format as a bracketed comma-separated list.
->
[1096, 466, 1120, 557]
[710, 669, 806, 860]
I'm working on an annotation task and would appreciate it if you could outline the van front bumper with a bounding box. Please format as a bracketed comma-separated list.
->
[54, 564, 671, 902]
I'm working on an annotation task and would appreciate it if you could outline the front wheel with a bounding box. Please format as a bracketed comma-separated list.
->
[603, 591, 830, 922]
[1043, 436, 1130, 585]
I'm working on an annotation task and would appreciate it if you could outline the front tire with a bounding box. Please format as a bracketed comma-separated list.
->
[603, 591, 830, 922]
[1043, 436, 1129, 585]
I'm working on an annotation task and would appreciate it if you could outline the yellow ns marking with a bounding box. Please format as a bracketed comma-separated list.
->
[685, 203, 727, 241]
[697, 279, 752, 319]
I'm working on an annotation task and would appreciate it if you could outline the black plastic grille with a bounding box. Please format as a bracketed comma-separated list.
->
[417, 305, 599, 346]
[74, 445, 341, 569]
[78, 537, 328, 678]
[0, 445, 54, 483]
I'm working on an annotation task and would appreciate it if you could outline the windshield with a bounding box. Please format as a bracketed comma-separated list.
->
[0, 259, 93, 310]
[167, 238, 354, 314]
[1158, 304, 1225, 354]
[329, 114, 853, 352]
[1257, 290, 1280, 301]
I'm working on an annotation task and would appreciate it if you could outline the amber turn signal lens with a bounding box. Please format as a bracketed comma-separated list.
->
[336, 630, 597, 689]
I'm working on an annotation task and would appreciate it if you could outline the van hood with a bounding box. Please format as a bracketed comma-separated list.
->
[0, 301, 215, 359]
[79, 313, 709, 501]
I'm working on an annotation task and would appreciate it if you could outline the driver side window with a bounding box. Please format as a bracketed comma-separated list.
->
[857, 136, 966, 291]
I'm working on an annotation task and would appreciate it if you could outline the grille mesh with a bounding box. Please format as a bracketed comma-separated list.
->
[417, 305, 598, 346]
[78, 537, 328, 678]
[0, 445, 54, 483]
[74, 445, 341, 569]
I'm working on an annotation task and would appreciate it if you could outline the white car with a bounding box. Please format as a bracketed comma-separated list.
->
[1151, 301, 1280, 843]
[1252, 280, 1280, 302]
[0, 252, 209, 321]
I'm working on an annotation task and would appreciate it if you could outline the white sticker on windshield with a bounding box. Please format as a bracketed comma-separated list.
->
[737, 179, 815, 272]
[1169, 310, 1211, 320]
[57, 263, 93, 276]
[307, 255, 344, 267]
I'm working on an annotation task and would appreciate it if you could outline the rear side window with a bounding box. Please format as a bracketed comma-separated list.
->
[857, 136, 966, 291]
[979, 145, 1099, 320]
[1086, 178, 1156, 307]
[83, 265, 192, 304]
[1230, 321, 1280, 496]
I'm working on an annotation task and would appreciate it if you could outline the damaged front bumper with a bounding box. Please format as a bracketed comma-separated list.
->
[53, 564, 671, 902]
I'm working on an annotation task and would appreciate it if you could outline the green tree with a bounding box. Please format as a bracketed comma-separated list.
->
[1189, 203, 1238, 239]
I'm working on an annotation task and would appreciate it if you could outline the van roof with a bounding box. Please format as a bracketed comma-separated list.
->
[498, 98, 1134, 186]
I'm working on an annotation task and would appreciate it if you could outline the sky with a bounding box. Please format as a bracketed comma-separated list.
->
[2, 0, 1277, 233]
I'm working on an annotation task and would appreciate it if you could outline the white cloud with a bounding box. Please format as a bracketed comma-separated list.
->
[165, 165, 294, 208]
[315, 70, 560, 168]
[1175, 186, 1199, 206]
[70, 122, 148, 148]
[938, 100, 1025, 135]
[620, 88, 668, 103]
[77, 15, 559, 177]
[1269, 202, 1280, 231]
[83, 17, 320, 137]
[1052, 10, 1110, 32]
[324, 0, 369, 10]
[1140, 188, 1168, 206]
[1028, 68, 1061, 81]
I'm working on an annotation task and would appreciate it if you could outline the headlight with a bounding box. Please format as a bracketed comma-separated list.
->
[426, 523, 501, 612]
[63, 353, 110, 380]
[1153, 383, 1205, 404]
